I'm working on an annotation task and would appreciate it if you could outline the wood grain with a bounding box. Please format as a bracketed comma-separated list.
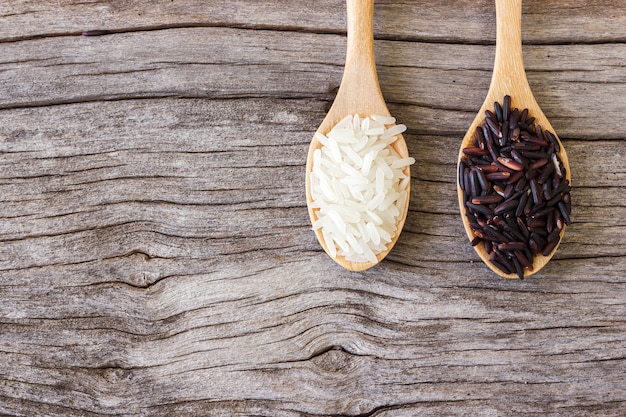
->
[0, 0, 625, 416]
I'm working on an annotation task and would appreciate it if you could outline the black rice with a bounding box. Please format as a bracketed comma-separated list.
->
[459, 95, 571, 279]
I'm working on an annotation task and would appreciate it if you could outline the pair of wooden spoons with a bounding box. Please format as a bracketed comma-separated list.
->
[305, 0, 570, 277]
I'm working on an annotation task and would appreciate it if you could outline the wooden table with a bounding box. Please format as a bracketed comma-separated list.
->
[1, 1, 624, 415]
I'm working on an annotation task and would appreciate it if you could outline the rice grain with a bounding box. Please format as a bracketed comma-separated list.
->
[310, 114, 414, 263]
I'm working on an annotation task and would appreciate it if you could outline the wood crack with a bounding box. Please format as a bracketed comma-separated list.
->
[0, 93, 329, 111]
[2, 20, 624, 47]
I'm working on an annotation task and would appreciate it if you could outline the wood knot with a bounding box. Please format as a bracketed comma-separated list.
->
[123, 249, 153, 262]
[96, 363, 132, 384]
[310, 346, 353, 373]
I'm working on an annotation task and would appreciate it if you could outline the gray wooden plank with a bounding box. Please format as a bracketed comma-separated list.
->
[0, 27, 625, 141]
[0, 0, 625, 416]
[1, 97, 624, 416]
[1, 0, 625, 44]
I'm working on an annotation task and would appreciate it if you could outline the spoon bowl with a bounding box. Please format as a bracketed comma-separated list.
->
[457, 0, 571, 278]
[305, 0, 411, 271]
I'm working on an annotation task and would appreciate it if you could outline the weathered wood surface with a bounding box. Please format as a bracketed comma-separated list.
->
[0, 0, 624, 416]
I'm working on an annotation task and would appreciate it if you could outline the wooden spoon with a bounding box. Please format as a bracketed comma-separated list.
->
[305, 0, 411, 271]
[457, 0, 571, 278]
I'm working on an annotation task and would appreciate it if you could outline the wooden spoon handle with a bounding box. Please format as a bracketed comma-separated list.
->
[337, 0, 386, 115]
[345, 0, 375, 71]
[491, 0, 534, 104]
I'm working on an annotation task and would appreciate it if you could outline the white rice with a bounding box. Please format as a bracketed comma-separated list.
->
[310, 114, 415, 264]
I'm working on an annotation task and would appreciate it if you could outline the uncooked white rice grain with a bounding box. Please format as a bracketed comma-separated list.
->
[310, 114, 415, 263]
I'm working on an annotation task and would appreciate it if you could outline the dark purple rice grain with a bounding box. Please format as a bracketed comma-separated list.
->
[549, 179, 569, 199]
[545, 130, 560, 152]
[520, 150, 550, 160]
[494, 159, 515, 173]
[542, 182, 552, 200]
[484, 239, 493, 254]
[463, 147, 489, 156]
[459, 95, 571, 278]
[551, 153, 564, 178]
[528, 218, 546, 228]
[472, 195, 504, 205]
[547, 228, 561, 243]
[494, 199, 519, 215]
[557, 201, 572, 225]
[562, 192, 572, 211]
[530, 158, 549, 170]
[517, 122, 534, 134]
[538, 164, 554, 184]
[502, 123, 509, 144]
[468, 169, 479, 196]
[474, 168, 490, 191]
[534, 125, 544, 142]
[530, 232, 546, 248]
[514, 176, 528, 192]
[476, 127, 487, 150]
[463, 168, 471, 195]
[492, 248, 513, 269]
[486, 134, 499, 161]
[486, 171, 511, 181]
[530, 206, 554, 219]
[555, 210, 563, 230]
[515, 191, 529, 217]
[504, 216, 527, 242]
[484, 225, 510, 243]
[503, 95, 511, 121]
[547, 210, 554, 234]
[514, 250, 533, 268]
[470, 157, 490, 166]
[458, 162, 466, 192]
[530, 179, 542, 205]
[494, 101, 504, 122]
[542, 239, 559, 256]
[523, 194, 533, 215]
[503, 184, 515, 199]
[511, 256, 524, 279]
[519, 108, 529, 122]
[491, 259, 512, 275]
[498, 157, 524, 171]
[498, 242, 528, 252]
[467, 203, 493, 216]
[517, 218, 530, 239]
[546, 192, 563, 207]
[509, 110, 519, 130]
[478, 164, 499, 173]
[529, 239, 539, 255]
